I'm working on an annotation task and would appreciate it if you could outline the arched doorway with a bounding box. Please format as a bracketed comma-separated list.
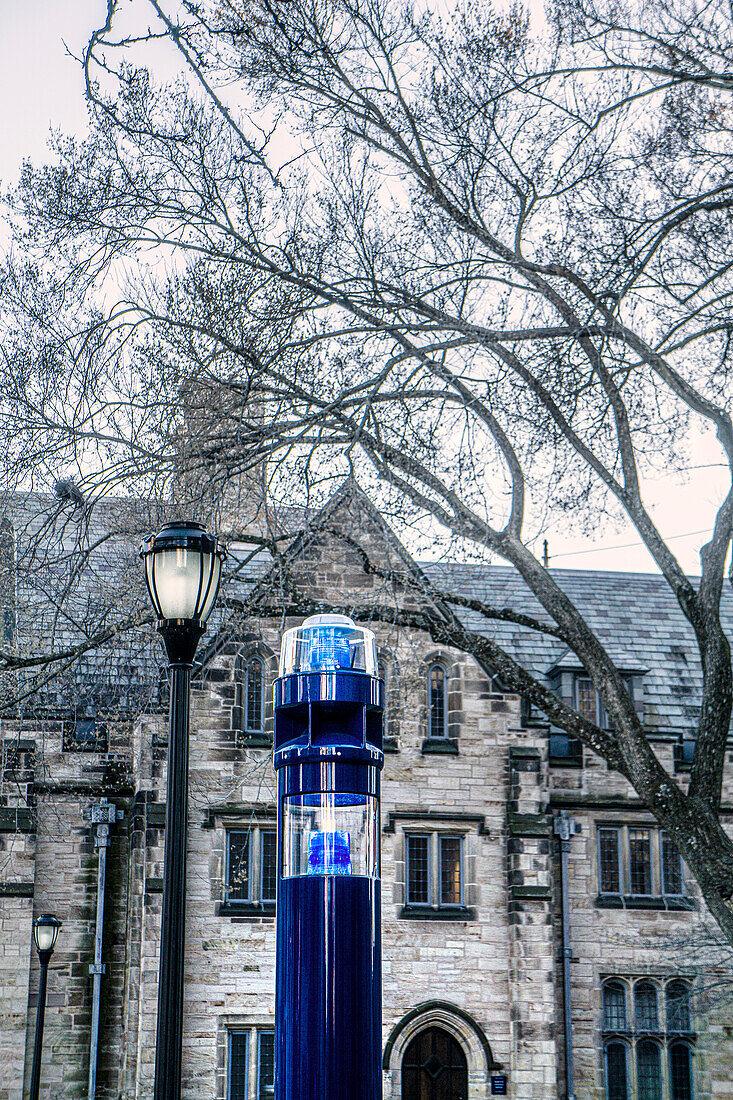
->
[401, 1026, 468, 1100]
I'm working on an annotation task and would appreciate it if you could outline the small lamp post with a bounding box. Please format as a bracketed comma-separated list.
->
[274, 614, 384, 1100]
[140, 521, 225, 1100]
[29, 913, 62, 1100]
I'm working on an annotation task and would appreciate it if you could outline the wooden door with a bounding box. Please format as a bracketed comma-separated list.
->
[401, 1027, 468, 1100]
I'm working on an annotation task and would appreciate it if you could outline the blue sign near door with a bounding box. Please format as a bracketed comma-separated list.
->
[490, 1076, 508, 1095]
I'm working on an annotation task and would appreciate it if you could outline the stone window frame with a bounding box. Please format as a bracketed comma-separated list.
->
[217, 1018, 275, 1100]
[604, 1040, 629, 1100]
[404, 831, 465, 910]
[390, 812, 481, 920]
[382, 1000, 502, 1100]
[603, 981, 628, 1031]
[428, 662, 448, 739]
[223, 826, 277, 911]
[242, 656, 266, 733]
[420, 651, 462, 755]
[210, 808, 278, 920]
[595, 822, 693, 911]
[600, 975, 695, 1100]
[233, 641, 277, 747]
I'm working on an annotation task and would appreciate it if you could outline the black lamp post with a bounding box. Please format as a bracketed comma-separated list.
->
[140, 521, 225, 1100]
[29, 913, 62, 1100]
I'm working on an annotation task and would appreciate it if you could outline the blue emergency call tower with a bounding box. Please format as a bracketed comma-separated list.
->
[274, 614, 384, 1100]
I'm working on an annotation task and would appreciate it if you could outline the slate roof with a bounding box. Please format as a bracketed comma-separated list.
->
[2, 492, 167, 716]
[2, 492, 298, 715]
[4, 487, 732, 739]
[421, 563, 733, 737]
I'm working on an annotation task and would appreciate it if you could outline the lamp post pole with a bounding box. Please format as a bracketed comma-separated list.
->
[154, 652, 196, 1100]
[29, 914, 62, 1100]
[274, 614, 384, 1100]
[140, 521, 225, 1100]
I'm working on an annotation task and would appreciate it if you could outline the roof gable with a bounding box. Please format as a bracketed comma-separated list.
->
[281, 478, 438, 613]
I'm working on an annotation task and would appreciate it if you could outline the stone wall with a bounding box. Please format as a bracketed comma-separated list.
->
[2, 483, 733, 1099]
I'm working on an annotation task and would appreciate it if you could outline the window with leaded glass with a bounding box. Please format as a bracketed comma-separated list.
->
[260, 830, 277, 902]
[227, 1029, 275, 1100]
[670, 1042, 693, 1100]
[603, 982, 628, 1031]
[629, 829, 653, 895]
[635, 982, 659, 1031]
[597, 825, 688, 900]
[257, 1031, 275, 1100]
[605, 1042, 628, 1100]
[233, 652, 270, 739]
[226, 828, 276, 906]
[439, 836, 462, 906]
[602, 979, 694, 1100]
[661, 832, 685, 895]
[575, 675, 599, 724]
[404, 830, 467, 913]
[406, 834, 430, 904]
[575, 673, 634, 730]
[428, 664, 448, 738]
[228, 1032, 249, 1100]
[244, 656, 265, 733]
[599, 828, 621, 894]
[227, 831, 251, 902]
[636, 1040, 662, 1100]
[666, 982, 691, 1033]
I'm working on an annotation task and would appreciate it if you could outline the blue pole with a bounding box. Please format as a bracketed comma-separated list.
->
[274, 614, 384, 1100]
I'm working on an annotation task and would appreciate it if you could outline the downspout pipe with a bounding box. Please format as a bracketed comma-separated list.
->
[83, 798, 123, 1100]
[554, 811, 577, 1100]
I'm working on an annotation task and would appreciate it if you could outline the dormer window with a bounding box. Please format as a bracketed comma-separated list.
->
[574, 672, 637, 730]
[547, 660, 643, 733]
[674, 737, 696, 773]
[575, 674, 602, 724]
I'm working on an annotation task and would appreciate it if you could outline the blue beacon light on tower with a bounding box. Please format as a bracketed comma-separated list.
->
[274, 614, 384, 1100]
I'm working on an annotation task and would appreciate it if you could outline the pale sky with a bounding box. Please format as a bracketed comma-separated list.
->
[0, 0, 100, 184]
[0, 0, 729, 577]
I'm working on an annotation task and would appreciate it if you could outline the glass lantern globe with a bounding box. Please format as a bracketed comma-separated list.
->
[33, 914, 62, 955]
[140, 521, 226, 625]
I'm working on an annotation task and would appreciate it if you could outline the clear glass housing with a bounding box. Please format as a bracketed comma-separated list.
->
[34, 915, 61, 952]
[146, 547, 221, 622]
[282, 793, 380, 879]
[279, 614, 378, 677]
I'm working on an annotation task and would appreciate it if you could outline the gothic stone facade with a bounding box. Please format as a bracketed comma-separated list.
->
[2, 484, 733, 1100]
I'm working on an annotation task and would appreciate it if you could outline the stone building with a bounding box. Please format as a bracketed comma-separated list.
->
[1, 480, 733, 1100]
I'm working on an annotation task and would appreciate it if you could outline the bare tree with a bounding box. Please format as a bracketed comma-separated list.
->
[3, 0, 733, 941]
